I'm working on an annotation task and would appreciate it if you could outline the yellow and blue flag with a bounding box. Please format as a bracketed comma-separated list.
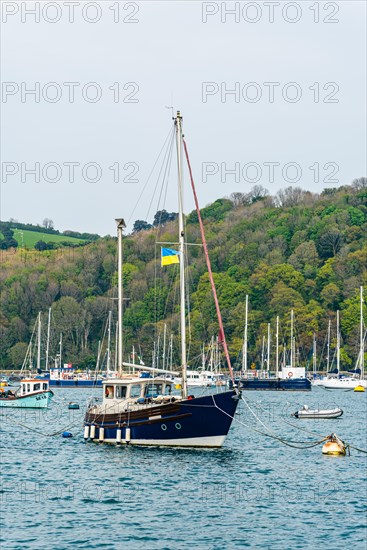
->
[161, 247, 180, 266]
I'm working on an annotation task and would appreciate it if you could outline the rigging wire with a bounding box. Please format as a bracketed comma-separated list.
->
[127, 125, 174, 227]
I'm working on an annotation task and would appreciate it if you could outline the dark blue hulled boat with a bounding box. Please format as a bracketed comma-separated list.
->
[83, 112, 241, 448]
[233, 377, 311, 391]
[85, 377, 239, 447]
[233, 367, 311, 391]
[37, 369, 103, 388]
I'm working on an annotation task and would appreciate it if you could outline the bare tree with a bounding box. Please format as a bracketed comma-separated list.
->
[42, 218, 54, 230]
[229, 192, 247, 207]
[351, 177, 367, 191]
[274, 186, 306, 207]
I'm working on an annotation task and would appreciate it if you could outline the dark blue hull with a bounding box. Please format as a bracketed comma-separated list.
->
[49, 379, 103, 388]
[234, 378, 311, 391]
[84, 390, 240, 447]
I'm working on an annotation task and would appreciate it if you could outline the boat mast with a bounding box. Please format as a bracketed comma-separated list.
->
[275, 316, 279, 377]
[360, 286, 364, 377]
[45, 307, 51, 371]
[261, 335, 265, 370]
[175, 111, 188, 398]
[290, 309, 294, 369]
[169, 334, 173, 371]
[59, 333, 62, 370]
[267, 322, 270, 372]
[326, 319, 331, 373]
[336, 310, 340, 373]
[114, 322, 118, 371]
[162, 323, 167, 371]
[313, 333, 317, 376]
[106, 310, 112, 375]
[116, 218, 126, 375]
[37, 312, 41, 371]
[242, 294, 248, 372]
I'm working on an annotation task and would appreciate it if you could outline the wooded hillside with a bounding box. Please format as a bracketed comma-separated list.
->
[1, 182, 366, 371]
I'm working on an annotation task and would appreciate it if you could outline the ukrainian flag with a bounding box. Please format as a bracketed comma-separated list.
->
[161, 247, 180, 266]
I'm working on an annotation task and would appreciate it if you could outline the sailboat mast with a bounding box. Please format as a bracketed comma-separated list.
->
[326, 319, 331, 373]
[45, 307, 51, 371]
[290, 309, 294, 369]
[267, 322, 270, 372]
[336, 310, 340, 373]
[162, 323, 167, 371]
[106, 310, 112, 375]
[37, 312, 41, 371]
[360, 286, 364, 376]
[261, 335, 265, 370]
[116, 218, 126, 375]
[59, 333, 62, 370]
[275, 316, 279, 377]
[175, 111, 188, 398]
[313, 333, 317, 376]
[242, 294, 248, 372]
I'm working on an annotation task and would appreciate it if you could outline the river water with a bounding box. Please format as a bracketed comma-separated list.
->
[1, 386, 366, 549]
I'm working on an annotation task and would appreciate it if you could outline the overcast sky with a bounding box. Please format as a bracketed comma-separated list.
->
[1, 1, 366, 235]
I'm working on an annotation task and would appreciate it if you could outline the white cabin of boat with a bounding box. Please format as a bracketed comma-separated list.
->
[98, 377, 179, 411]
[20, 379, 50, 396]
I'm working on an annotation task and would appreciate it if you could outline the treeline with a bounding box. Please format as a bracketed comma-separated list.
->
[0, 181, 366, 371]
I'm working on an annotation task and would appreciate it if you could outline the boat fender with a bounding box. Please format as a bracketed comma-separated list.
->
[90, 425, 96, 439]
[116, 428, 122, 445]
[62, 432, 73, 438]
[99, 427, 105, 442]
[84, 425, 90, 440]
[288, 372, 293, 378]
[125, 427, 131, 443]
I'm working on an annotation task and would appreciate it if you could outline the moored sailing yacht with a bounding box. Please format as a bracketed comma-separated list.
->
[83, 112, 240, 447]
[322, 287, 366, 389]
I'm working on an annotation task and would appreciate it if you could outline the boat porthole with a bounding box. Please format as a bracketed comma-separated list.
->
[161, 424, 167, 431]
[175, 423, 181, 430]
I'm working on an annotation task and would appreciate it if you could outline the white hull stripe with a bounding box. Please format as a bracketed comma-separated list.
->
[90, 435, 226, 447]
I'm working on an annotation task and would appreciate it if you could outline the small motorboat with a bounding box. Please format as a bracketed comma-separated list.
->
[0, 379, 54, 408]
[292, 405, 343, 419]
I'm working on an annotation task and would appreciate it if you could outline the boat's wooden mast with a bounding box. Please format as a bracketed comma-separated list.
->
[116, 218, 126, 376]
[175, 111, 188, 398]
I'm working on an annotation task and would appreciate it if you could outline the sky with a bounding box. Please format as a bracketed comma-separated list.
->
[1, 0, 366, 235]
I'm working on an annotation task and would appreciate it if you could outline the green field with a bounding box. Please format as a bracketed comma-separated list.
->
[12, 229, 84, 248]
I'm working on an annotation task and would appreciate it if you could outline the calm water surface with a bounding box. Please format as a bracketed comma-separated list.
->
[1, 386, 366, 549]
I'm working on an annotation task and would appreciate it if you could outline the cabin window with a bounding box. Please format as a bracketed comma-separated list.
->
[22, 384, 26, 393]
[164, 384, 172, 395]
[34, 383, 40, 391]
[43, 383, 48, 390]
[115, 386, 127, 399]
[145, 383, 163, 397]
[105, 385, 114, 399]
[130, 384, 142, 398]
[27, 383, 30, 392]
